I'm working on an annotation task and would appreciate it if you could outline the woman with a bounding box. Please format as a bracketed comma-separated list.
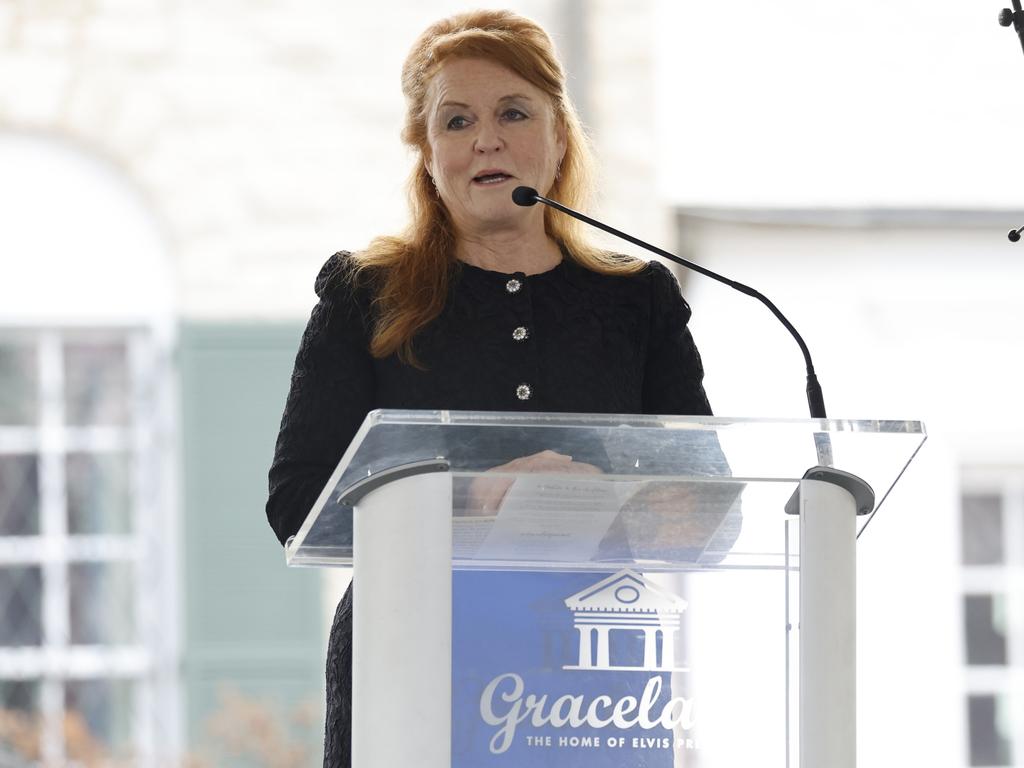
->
[266, 10, 712, 766]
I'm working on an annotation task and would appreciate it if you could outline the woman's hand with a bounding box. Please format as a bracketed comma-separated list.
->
[619, 481, 729, 554]
[462, 450, 602, 515]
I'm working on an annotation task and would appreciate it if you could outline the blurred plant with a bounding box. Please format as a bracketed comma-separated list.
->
[0, 707, 133, 766]
[0, 687, 319, 767]
[0, 707, 37, 764]
[185, 686, 320, 768]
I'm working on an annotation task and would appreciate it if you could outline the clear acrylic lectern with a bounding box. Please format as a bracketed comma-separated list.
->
[285, 410, 926, 768]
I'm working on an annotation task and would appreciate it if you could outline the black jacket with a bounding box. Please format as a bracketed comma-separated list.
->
[266, 251, 713, 767]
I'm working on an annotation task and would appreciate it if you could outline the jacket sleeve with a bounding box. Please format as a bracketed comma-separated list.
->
[265, 252, 377, 545]
[642, 260, 713, 417]
[640, 261, 738, 550]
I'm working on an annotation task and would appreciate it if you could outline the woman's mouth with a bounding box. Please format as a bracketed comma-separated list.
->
[473, 171, 512, 185]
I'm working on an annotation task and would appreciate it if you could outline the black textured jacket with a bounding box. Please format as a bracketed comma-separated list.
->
[266, 251, 713, 767]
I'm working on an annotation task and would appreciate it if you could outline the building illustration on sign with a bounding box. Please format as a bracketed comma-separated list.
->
[563, 569, 688, 672]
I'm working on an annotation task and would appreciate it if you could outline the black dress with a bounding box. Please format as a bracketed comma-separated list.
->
[266, 250, 712, 768]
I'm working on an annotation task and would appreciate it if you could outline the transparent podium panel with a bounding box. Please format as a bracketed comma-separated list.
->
[285, 410, 926, 570]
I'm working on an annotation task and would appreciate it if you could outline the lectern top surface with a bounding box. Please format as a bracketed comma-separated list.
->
[285, 411, 925, 569]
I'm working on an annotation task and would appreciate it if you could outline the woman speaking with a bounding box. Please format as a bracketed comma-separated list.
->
[266, 9, 713, 766]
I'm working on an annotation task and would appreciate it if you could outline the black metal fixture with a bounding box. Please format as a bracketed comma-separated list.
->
[1000, 2, 1024, 241]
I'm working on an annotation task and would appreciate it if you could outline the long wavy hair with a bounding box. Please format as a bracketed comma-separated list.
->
[352, 9, 644, 364]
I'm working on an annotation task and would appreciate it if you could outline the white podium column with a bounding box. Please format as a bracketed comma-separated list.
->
[799, 477, 857, 768]
[352, 472, 452, 768]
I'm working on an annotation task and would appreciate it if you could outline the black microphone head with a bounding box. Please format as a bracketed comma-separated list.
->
[512, 186, 539, 206]
[1009, 228, 1022, 242]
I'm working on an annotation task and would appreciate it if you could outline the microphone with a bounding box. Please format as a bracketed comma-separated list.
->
[514, 186, 828, 420]
[1009, 226, 1023, 242]
[512, 186, 539, 207]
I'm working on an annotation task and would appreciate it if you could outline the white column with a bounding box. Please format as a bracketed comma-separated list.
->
[577, 625, 594, 668]
[642, 627, 658, 669]
[800, 478, 857, 768]
[595, 626, 612, 668]
[660, 627, 677, 670]
[352, 472, 452, 768]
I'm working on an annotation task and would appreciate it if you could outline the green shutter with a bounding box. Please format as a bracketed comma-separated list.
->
[179, 323, 324, 766]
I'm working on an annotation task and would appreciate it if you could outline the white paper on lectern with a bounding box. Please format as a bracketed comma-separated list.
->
[470, 475, 628, 561]
[451, 516, 495, 558]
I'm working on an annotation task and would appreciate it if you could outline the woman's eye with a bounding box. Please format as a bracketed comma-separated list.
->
[502, 108, 527, 121]
[446, 116, 469, 130]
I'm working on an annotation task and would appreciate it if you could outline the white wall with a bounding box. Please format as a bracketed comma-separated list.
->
[655, 0, 1024, 209]
[675, 215, 1024, 764]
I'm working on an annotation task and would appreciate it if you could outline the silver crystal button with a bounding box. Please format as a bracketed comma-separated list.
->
[506, 278, 522, 294]
[512, 326, 529, 341]
[516, 383, 532, 401]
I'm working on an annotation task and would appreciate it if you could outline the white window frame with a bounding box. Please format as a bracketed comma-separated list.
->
[961, 467, 1024, 768]
[0, 326, 179, 766]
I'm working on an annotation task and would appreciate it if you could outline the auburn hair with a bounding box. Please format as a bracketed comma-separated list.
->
[351, 9, 644, 364]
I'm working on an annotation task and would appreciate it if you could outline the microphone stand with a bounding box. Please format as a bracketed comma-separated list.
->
[999, 0, 1024, 55]
[516, 187, 828, 419]
[1000, 1, 1024, 241]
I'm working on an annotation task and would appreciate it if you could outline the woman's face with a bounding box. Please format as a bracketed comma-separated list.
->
[423, 57, 566, 239]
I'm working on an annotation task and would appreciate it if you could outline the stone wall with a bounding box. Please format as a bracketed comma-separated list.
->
[1, 0, 664, 319]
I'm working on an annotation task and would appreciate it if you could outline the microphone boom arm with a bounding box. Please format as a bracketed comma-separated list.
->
[522, 188, 828, 419]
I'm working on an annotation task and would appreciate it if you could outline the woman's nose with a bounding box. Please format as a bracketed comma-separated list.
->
[473, 121, 503, 153]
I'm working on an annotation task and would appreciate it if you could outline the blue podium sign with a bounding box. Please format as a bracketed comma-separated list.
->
[452, 570, 698, 767]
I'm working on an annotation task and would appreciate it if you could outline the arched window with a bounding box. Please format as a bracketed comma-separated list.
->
[0, 134, 177, 765]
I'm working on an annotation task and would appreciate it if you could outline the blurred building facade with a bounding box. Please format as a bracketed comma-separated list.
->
[1, 0, 1021, 765]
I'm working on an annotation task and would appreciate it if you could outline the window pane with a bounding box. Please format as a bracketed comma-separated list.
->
[961, 494, 1003, 565]
[65, 679, 134, 758]
[0, 567, 42, 646]
[0, 342, 38, 426]
[69, 562, 135, 645]
[968, 694, 1014, 766]
[66, 452, 132, 535]
[0, 454, 39, 535]
[63, 341, 130, 426]
[964, 594, 1008, 665]
[0, 679, 41, 760]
